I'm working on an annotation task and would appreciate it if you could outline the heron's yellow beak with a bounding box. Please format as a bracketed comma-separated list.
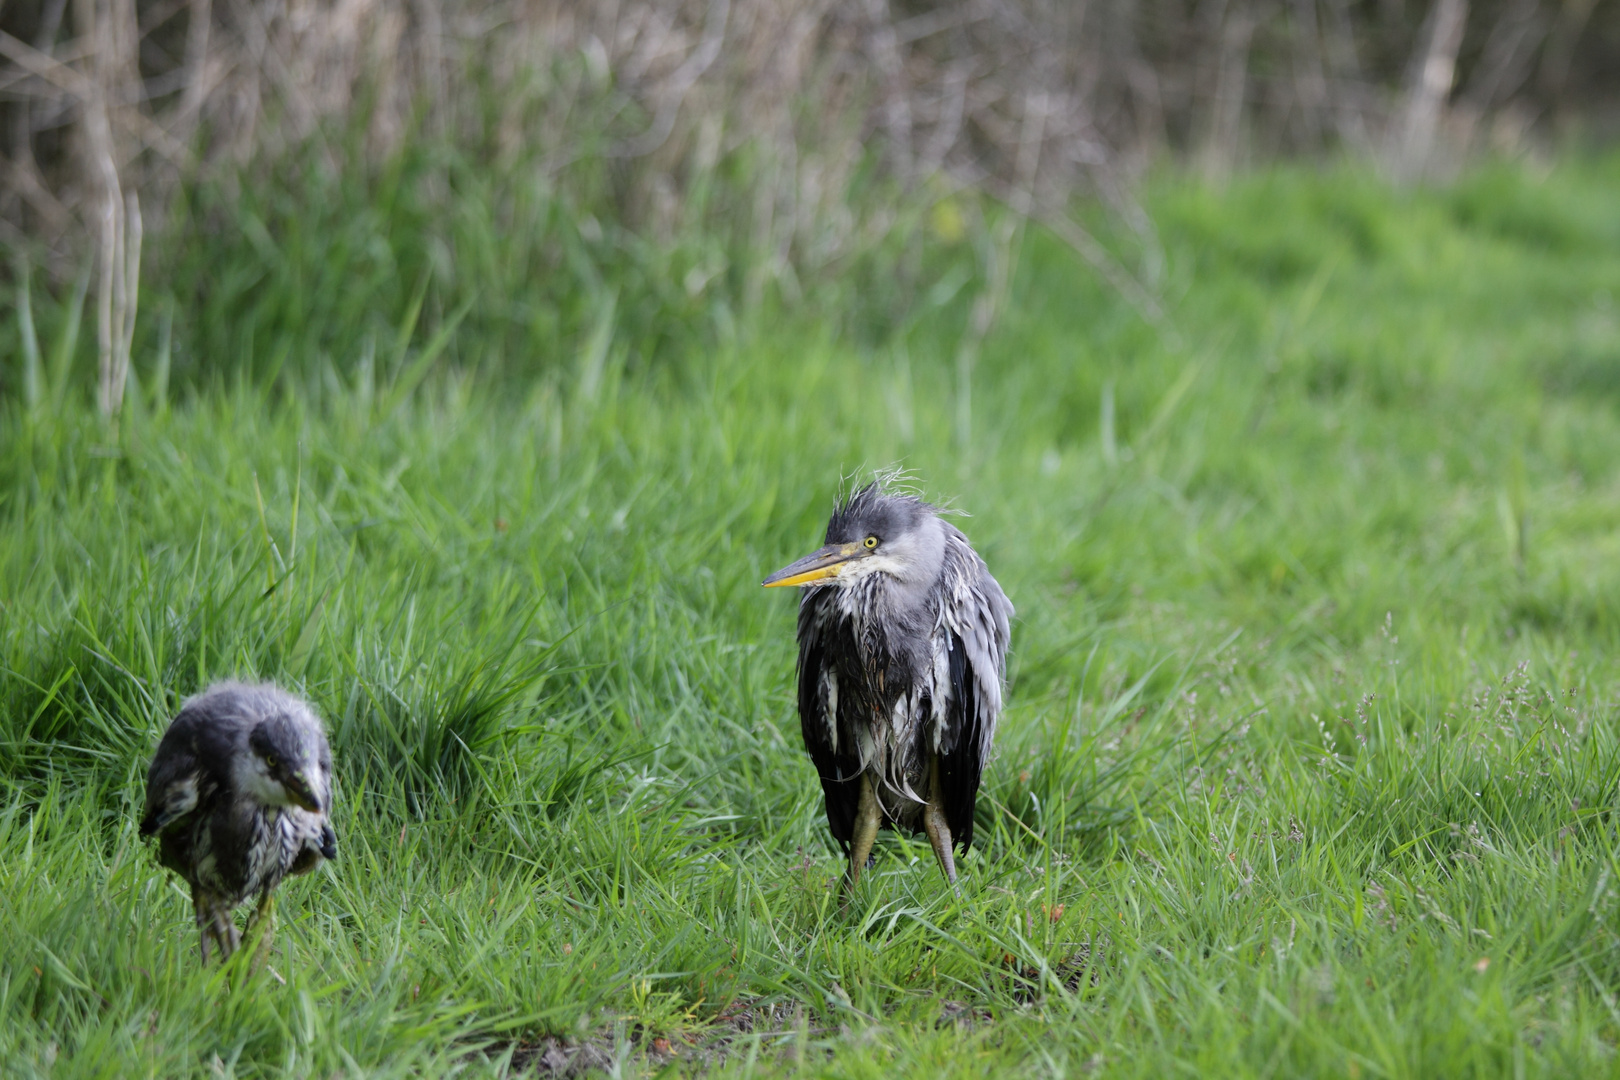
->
[762, 542, 865, 588]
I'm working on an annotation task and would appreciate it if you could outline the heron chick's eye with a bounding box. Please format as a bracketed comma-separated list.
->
[264, 754, 279, 770]
[864, 536, 879, 549]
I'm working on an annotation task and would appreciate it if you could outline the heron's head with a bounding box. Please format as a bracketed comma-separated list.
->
[245, 711, 331, 814]
[763, 481, 946, 592]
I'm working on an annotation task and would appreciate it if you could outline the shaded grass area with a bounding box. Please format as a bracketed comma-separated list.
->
[5, 158, 1620, 1076]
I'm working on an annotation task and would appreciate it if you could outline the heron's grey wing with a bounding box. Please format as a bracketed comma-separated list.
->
[935, 529, 1014, 851]
[798, 590, 864, 853]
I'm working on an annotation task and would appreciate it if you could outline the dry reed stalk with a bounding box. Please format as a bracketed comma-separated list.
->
[72, 0, 142, 420]
[1198, 0, 1261, 180]
[1388, 0, 1470, 183]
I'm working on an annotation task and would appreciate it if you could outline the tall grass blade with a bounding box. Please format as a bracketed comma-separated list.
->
[16, 259, 42, 411]
[48, 263, 92, 416]
[379, 301, 471, 417]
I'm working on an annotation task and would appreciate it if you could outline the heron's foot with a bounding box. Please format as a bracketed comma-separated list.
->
[923, 810, 960, 891]
[194, 892, 211, 964]
[245, 891, 277, 973]
[216, 916, 241, 962]
[196, 892, 238, 964]
[840, 856, 881, 912]
[203, 919, 239, 964]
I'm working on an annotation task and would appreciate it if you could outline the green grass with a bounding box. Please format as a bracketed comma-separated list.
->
[6, 156, 1620, 1077]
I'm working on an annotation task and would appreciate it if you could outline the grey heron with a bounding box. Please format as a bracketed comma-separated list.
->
[764, 479, 1013, 891]
[140, 682, 337, 963]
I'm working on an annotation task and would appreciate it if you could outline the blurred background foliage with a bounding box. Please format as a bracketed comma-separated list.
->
[2, 0, 1619, 397]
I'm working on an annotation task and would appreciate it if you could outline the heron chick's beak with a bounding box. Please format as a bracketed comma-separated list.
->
[283, 771, 323, 814]
[763, 542, 865, 588]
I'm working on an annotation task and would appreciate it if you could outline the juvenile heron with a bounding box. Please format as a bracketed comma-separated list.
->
[140, 682, 337, 963]
[764, 479, 1012, 891]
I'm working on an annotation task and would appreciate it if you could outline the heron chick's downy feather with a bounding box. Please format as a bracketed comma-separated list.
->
[141, 681, 337, 962]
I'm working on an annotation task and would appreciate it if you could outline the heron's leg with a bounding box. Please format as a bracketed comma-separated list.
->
[194, 890, 213, 965]
[922, 756, 960, 892]
[247, 889, 277, 972]
[845, 772, 881, 892]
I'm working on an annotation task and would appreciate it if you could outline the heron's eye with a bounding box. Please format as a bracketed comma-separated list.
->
[264, 754, 279, 770]
[864, 536, 878, 549]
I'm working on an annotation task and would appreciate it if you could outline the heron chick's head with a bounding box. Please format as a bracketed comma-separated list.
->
[763, 480, 946, 591]
[245, 710, 331, 814]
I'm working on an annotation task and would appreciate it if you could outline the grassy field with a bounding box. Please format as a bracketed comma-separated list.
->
[5, 158, 1620, 1077]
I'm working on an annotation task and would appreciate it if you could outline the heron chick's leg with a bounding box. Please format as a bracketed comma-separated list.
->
[216, 904, 241, 959]
[922, 756, 960, 893]
[194, 893, 238, 962]
[194, 890, 214, 964]
[246, 889, 277, 972]
[845, 772, 881, 893]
